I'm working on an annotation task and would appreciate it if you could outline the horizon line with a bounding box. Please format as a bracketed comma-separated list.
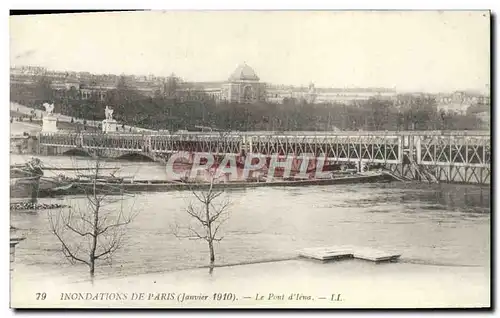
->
[10, 63, 489, 95]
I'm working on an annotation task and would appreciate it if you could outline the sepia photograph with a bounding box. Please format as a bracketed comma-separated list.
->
[8, 10, 491, 309]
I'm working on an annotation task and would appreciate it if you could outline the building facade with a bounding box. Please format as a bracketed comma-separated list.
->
[175, 63, 267, 103]
[11, 64, 413, 106]
[436, 91, 490, 115]
[177, 64, 396, 105]
[222, 64, 267, 103]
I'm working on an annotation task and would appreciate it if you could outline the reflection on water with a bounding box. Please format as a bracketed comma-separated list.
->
[10, 155, 490, 283]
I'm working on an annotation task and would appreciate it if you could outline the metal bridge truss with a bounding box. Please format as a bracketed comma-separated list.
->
[37, 131, 490, 184]
[150, 135, 242, 155]
[416, 134, 490, 184]
[248, 135, 401, 164]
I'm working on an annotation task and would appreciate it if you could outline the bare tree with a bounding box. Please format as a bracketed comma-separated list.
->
[48, 154, 137, 282]
[171, 169, 231, 269]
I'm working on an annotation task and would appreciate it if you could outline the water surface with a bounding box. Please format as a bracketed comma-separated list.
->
[10, 155, 490, 283]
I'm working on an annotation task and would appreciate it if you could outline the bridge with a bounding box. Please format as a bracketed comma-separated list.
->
[36, 130, 491, 185]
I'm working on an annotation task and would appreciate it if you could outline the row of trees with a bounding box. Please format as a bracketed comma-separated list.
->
[11, 75, 487, 131]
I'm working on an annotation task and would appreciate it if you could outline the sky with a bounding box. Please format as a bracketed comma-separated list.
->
[10, 11, 490, 93]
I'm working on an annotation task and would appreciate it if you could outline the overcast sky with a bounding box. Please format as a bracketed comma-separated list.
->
[10, 11, 490, 93]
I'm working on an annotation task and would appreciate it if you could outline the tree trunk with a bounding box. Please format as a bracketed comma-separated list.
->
[89, 162, 100, 284]
[89, 259, 95, 285]
[30, 179, 39, 204]
[208, 240, 215, 264]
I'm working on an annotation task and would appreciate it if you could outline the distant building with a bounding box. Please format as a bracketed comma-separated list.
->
[176, 64, 396, 105]
[175, 63, 267, 103]
[10, 65, 47, 76]
[175, 81, 226, 102]
[222, 63, 267, 103]
[10, 66, 163, 100]
[436, 91, 490, 115]
[267, 83, 396, 105]
[10, 64, 402, 105]
[266, 86, 293, 103]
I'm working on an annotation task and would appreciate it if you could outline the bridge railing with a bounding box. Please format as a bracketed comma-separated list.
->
[80, 133, 145, 151]
[39, 132, 80, 147]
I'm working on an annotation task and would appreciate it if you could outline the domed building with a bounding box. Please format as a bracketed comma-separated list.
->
[228, 63, 260, 82]
[174, 63, 267, 103]
[222, 63, 267, 103]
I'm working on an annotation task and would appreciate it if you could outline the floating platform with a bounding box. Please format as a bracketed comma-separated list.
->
[298, 247, 353, 261]
[298, 245, 401, 263]
[352, 248, 402, 262]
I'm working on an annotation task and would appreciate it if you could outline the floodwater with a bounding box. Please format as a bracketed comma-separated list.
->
[10, 154, 491, 285]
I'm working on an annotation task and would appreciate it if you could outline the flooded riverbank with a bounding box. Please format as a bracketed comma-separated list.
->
[10, 154, 490, 292]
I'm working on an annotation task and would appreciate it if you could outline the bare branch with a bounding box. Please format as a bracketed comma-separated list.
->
[208, 190, 224, 202]
[47, 149, 137, 278]
[211, 213, 230, 240]
[173, 168, 232, 265]
[191, 189, 206, 204]
[187, 225, 208, 241]
[185, 203, 208, 226]
[209, 200, 231, 224]
[65, 223, 95, 238]
[94, 235, 122, 260]
[97, 218, 132, 236]
[49, 212, 91, 266]
[75, 206, 95, 229]
[169, 222, 206, 240]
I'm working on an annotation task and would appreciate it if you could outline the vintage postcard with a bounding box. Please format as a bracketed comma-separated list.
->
[9, 10, 490, 308]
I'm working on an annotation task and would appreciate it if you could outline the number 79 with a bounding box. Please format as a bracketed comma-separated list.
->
[36, 293, 46, 300]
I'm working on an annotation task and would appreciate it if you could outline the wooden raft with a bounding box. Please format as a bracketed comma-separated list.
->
[298, 245, 401, 262]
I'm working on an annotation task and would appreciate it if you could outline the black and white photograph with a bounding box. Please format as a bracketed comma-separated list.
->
[8, 10, 491, 308]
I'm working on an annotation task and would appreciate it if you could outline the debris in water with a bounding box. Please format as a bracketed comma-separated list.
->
[10, 201, 68, 211]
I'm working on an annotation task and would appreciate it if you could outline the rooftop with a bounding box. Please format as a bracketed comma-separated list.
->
[228, 63, 260, 82]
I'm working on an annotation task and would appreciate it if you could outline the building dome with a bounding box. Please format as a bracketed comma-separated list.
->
[228, 63, 260, 81]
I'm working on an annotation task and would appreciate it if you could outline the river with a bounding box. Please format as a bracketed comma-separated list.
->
[10, 154, 491, 284]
